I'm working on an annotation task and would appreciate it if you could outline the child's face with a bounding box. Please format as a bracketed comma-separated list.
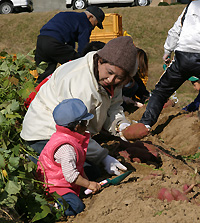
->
[193, 82, 200, 91]
[76, 120, 88, 135]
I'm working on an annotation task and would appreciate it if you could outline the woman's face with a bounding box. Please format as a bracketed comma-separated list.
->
[98, 60, 126, 87]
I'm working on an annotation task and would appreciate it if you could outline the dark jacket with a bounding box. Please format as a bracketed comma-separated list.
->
[39, 12, 94, 53]
[183, 91, 200, 112]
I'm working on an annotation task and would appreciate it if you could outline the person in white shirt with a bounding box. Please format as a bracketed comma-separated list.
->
[138, 0, 200, 128]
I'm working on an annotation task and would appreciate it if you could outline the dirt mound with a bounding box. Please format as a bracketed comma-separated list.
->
[64, 106, 200, 223]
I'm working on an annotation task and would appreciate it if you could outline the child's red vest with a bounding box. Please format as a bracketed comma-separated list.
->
[37, 125, 90, 196]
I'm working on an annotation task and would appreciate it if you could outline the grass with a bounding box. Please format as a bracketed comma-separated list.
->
[0, 4, 196, 106]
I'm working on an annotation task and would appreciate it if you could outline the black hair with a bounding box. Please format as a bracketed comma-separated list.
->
[81, 41, 106, 57]
[64, 121, 79, 131]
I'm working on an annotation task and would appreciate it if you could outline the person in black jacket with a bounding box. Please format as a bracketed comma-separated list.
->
[35, 6, 105, 83]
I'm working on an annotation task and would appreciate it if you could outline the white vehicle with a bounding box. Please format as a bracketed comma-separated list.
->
[66, 0, 152, 10]
[0, 0, 33, 14]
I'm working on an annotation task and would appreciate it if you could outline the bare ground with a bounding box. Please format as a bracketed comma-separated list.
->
[65, 105, 200, 223]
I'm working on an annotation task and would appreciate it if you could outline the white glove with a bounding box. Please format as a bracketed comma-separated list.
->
[102, 155, 127, 176]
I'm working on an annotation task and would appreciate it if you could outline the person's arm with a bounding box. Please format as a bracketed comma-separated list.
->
[54, 144, 101, 193]
[77, 29, 91, 54]
[77, 15, 92, 54]
[163, 8, 186, 60]
[75, 174, 101, 193]
[103, 87, 131, 135]
[54, 144, 79, 183]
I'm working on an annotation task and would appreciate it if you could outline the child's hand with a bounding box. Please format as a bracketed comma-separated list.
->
[88, 181, 101, 194]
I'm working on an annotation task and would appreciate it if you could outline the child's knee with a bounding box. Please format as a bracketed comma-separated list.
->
[74, 200, 85, 214]
[62, 193, 85, 216]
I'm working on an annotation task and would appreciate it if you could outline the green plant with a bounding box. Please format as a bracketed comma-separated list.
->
[0, 52, 66, 222]
[182, 152, 200, 162]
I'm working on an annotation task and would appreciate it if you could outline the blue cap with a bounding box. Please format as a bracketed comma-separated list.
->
[53, 99, 94, 127]
[188, 76, 199, 82]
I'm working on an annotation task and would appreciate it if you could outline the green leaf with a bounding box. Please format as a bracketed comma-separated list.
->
[5, 181, 21, 195]
[0, 101, 9, 109]
[32, 205, 52, 222]
[1, 100, 19, 115]
[12, 144, 20, 156]
[33, 192, 48, 204]
[0, 112, 6, 124]
[0, 61, 9, 73]
[3, 79, 9, 88]
[5, 113, 21, 119]
[18, 81, 35, 99]
[24, 161, 35, 172]
[9, 100, 19, 112]
[9, 156, 20, 168]
[0, 154, 5, 168]
[0, 192, 18, 208]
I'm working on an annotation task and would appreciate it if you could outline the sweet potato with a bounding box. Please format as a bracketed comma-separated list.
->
[158, 187, 189, 202]
[183, 184, 190, 193]
[119, 140, 160, 163]
[142, 142, 159, 157]
[163, 189, 175, 202]
[157, 188, 168, 201]
[176, 194, 189, 202]
[122, 123, 149, 140]
[171, 188, 183, 201]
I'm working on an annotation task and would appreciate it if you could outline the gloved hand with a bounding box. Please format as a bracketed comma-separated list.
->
[102, 155, 127, 175]
[121, 123, 149, 141]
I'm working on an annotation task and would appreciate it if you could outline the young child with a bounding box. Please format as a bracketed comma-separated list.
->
[37, 98, 101, 216]
[122, 47, 150, 108]
[182, 76, 200, 112]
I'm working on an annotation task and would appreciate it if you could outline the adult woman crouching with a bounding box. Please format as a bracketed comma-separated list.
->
[20, 36, 149, 176]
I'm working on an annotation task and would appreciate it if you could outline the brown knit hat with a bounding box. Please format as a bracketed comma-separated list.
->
[97, 36, 138, 77]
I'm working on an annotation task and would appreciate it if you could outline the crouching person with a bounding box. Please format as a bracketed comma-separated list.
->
[37, 99, 101, 216]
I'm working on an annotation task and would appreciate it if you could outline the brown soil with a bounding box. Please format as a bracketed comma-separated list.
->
[66, 105, 200, 223]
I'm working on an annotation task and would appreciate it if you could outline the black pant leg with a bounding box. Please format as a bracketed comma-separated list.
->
[35, 35, 80, 83]
[36, 62, 57, 83]
[139, 54, 187, 127]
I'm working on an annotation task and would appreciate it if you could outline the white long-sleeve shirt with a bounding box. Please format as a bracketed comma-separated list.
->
[54, 144, 79, 183]
[164, 1, 200, 55]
